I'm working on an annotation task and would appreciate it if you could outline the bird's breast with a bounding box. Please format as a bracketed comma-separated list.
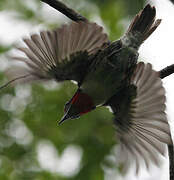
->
[80, 46, 138, 106]
[81, 66, 126, 106]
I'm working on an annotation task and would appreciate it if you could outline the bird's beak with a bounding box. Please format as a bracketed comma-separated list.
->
[58, 113, 70, 125]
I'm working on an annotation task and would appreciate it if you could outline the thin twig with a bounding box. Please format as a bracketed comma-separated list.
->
[0, 75, 30, 90]
[40, 0, 88, 22]
[159, 65, 174, 180]
[168, 145, 174, 180]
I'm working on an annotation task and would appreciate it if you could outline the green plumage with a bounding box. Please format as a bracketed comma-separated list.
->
[81, 41, 138, 105]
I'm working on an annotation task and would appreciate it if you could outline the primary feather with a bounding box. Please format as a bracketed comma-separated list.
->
[7, 21, 109, 84]
[112, 63, 172, 174]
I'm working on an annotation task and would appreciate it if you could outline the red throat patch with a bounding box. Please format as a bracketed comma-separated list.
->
[71, 91, 94, 115]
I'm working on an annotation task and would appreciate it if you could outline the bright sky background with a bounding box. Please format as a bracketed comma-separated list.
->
[0, 0, 174, 179]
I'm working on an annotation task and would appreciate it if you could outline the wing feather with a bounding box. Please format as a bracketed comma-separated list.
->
[111, 62, 172, 173]
[8, 21, 109, 84]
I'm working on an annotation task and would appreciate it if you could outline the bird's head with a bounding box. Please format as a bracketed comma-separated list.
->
[59, 89, 95, 124]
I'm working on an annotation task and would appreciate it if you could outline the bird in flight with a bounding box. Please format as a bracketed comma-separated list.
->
[3, 3, 172, 173]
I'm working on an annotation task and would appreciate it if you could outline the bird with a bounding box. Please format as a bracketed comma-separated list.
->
[3, 4, 172, 173]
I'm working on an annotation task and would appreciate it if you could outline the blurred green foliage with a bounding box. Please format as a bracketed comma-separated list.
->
[0, 0, 145, 179]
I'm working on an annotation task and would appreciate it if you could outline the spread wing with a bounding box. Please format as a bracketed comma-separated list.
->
[7, 21, 109, 84]
[107, 62, 172, 173]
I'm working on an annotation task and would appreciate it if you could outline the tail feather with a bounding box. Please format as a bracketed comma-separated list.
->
[127, 4, 161, 42]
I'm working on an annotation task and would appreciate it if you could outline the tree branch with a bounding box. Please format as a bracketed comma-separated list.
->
[159, 64, 174, 79]
[40, 0, 88, 22]
[170, 0, 174, 5]
[159, 65, 174, 180]
[168, 145, 174, 180]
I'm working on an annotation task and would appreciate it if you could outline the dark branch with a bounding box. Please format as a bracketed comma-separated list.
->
[169, 0, 174, 4]
[159, 64, 174, 79]
[40, 0, 88, 22]
[159, 64, 174, 180]
[168, 145, 174, 180]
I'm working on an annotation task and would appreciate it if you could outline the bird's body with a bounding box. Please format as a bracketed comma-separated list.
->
[4, 3, 172, 174]
[80, 41, 137, 106]
[61, 38, 139, 120]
